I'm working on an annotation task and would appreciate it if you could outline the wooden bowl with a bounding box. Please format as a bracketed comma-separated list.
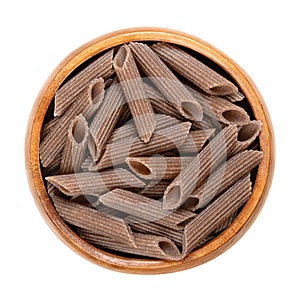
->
[25, 27, 275, 274]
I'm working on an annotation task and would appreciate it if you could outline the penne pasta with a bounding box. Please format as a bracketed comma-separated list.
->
[45, 168, 146, 196]
[115, 105, 131, 128]
[189, 87, 250, 126]
[151, 42, 238, 96]
[114, 45, 156, 143]
[88, 78, 126, 161]
[232, 120, 262, 155]
[54, 49, 114, 116]
[41, 117, 59, 141]
[138, 180, 170, 199]
[224, 91, 245, 102]
[43, 154, 61, 176]
[178, 129, 215, 153]
[184, 150, 263, 210]
[52, 195, 135, 246]
[145, 83, 219, 130]
[163, 125, 238, 210]
[78, 229, 181, 260]
[68, 193, 100, 208]
[214, 209, 240, 233]
[99, 189, 196, 229]
[183, 175, 252, 255]
[108, 113, 180, 144]
[81, 155, 93, 172]
[40, 40, 264, 260]
[91, 121, 191, 170]
[129, 42, 203, 121]
[40, 77, 105, 167]
[125, 215, 183, 245]
[126, 156, 193, 180]
[145, 83, 186, 119]
[59, 114, 89, 174]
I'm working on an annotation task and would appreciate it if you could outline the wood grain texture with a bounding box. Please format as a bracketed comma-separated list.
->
[25, 27, 275, 274]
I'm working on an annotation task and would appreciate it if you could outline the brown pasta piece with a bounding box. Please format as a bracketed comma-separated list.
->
[145, 83, 216, 130]
[108, 113, 180, 144]
[54, 49, 114, 116]
[68, 193, 100, 207]
[129, 42, 203, 121]
[99, 189, 196, 229]
[88, 78, 126, 161]
[126, 156, 193, 180]
[52, 195, 135, 246]
[224, 91, 245, 102]
[214, 209, 240, 233]
[45, 168, 146, 196]
[41, 117, 59, 141]
[59, 114, 89, 174]
[163, 125, 238, 210]
[115, 105, 131, 128]
[191, 117, 218, 131]
[145, 83, 186, 119]
[114, 45, 156, 143]
[189, 87, 250, 126]
[183, 150, 263, 210]
[43, 155, 61, 176]
[183, 175, 251, 255]
[81, 155, 93, 172]
[151, 42, 238, 96]
[232, 120, 262, 155]
[138, 180, 170, 199]
[78, 229, 181, 261]
[91, 121, 191, 170]
[124, 216, 183, 245]
[40, 77, 105, 167]
[178, 129, 215, 153]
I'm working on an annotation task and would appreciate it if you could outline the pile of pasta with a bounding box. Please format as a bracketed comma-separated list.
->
[40, 42, 263, 260]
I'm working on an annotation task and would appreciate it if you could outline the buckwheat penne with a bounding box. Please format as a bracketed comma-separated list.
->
[145, 83, 185, 119]
[54, 49, 114, 116]
[114, 45, 156, 143]
[138, 180, 170, 199]
[124, 216, 183, 245]
[224, 91, 245, 102]
[178, 129, 215, 153]
[108, 114, 180, 144]
[115, 105, 131, 128]
[40, 77, 105, 167]
[232, 120, 262, 155]
[126, 156, 193, 180]
[88, 78, 126, 161]
[145, 83, 216, 130]
[59, 114, 89, 174]
[99, 189, 196, 229]
[91, 121, 191, 170]
[184, 150, 263, 210]
[81, 155, 93, 172]
[163, 125, 237, 210]
[45, 168, 146, 196]
[189, 87, 250, 126]
[183, 175, 251, 255]
[129, 42, 203, 121]
[78, 229, 181, 260]
[41, 117, 59, 141]
[52, 195, 135, 246]
[151, 42, 238, 96]
[43, 155, 61, 176]
[214, 209, 240, 233]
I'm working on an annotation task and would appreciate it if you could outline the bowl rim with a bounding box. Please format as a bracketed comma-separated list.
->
[25, 27, 275, 274]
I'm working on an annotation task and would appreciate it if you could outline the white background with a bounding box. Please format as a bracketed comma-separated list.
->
[1, 0, 299, 299]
